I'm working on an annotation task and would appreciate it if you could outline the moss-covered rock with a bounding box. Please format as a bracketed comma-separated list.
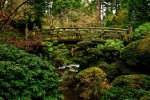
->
[101, 87, 149, 100]
[121, 36, 150, 69]
[75, 67, 108, 100]
[112, 74, 150, 91]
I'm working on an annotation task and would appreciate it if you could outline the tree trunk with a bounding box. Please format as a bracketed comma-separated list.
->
[97, 0, 101, 27]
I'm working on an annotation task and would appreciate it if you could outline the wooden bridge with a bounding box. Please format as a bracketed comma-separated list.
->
[30, 27, 130, 43]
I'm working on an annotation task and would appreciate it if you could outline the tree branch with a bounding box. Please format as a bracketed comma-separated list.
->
[0, 0, 30, 30]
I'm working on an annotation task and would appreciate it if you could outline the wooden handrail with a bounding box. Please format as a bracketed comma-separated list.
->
[29, 27, 129, 41]
[30, 27, 129, 32]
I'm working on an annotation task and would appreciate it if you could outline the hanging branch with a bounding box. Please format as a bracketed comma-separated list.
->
[0, 0, 30, 30]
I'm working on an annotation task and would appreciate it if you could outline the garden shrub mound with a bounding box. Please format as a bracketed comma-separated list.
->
[106, 62, 131, 81]
[112, 74, 150, 91]
[101, 87, 149, 100]
[97, 39, 124, 62]
[42, 41, 71, 67]
[101, 74, 150, 99]
[73, 39, 124, 69]
[75, 67, 108, 100]
[140, 93, 150, 100]
[0, 42, 59, 99]
[76, 40, 94, 50]
[96, 61, 109, 71]
[121, 36, 150, 69]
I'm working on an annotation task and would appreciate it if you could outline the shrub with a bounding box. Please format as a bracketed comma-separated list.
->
[0, 43, 29, 61]
[72, 57, 89, 69]
[112, 74, 150, 91]
[97, 39, 124, 50]
[0, 35, 43, 52]
[90, 38, 105, 45]
[73, 40, 103, 69]
[73, 48, 103, 69]
[140, 93, 150, 100]
[75, 67, 108, 100]
[104, 9, 128, 28]
[76, 41, 94, 50]
[131, 22, 150, 41]
[73, 39, 124, 68]
[95, 61, 109, 71]
[101, 87, 149, 100]
[42, 40, 71, 67]
[100, 46, 120, 62]
[106, 62, 131, 81]
[0, 42, 60, 99]
[97, 39, 124, 62]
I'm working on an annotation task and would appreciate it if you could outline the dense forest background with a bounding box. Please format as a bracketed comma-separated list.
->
[0, 0, 150, 100]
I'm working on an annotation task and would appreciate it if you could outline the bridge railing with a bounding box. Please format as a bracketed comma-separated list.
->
[29, 27, 129, 40]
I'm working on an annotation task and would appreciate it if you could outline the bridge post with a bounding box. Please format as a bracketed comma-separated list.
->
[128, 26, 133, 34]
[71, 47, 74, 57]
[25, 24, 29, 40]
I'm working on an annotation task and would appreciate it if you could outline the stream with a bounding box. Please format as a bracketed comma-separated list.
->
[62, 89, 80, 100]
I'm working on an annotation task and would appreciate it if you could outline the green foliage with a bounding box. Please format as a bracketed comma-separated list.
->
[28, 0, 52, 19]
[101, 87, 149, 100]
[0, 43, 30, 61]
[42, 40, 71, 67]
[0, 31, 19, 38]
[97, 39, 124, 50]
[104, 8, 128, 28]
[52, 0, 82, 15]
[131, 22, 150, 40]
[73, 39, 124, 68]
[97, 39, 124, 62]
[128, 0, 150, 28]
[104, 14, 116, 27]
[76, 40, 94, 50]
[67, 10, 80, 21]
[73, 41, 102, 69]
[0, 42, 60, 99]
[76, 67, 107, 100]
[120, 40, 139, 65]
[106, 62, 131, 81]
[81, 0, 97, 13]
[112, 74, 150, 91]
